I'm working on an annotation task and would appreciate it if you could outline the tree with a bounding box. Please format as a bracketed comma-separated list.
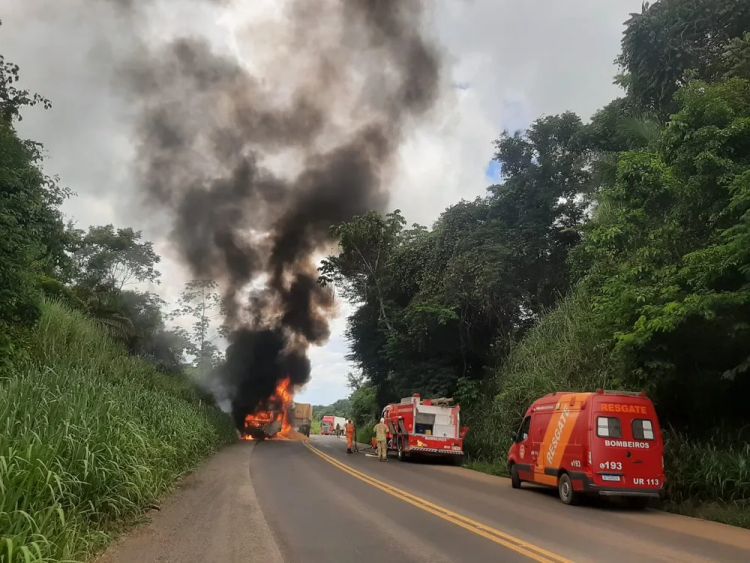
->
[617, 0, 750, 115]
[575, 79, 750, 426]
[0, 44, 51, 122]
[324, 116, 594, 407]
[114, 290, 192, 373]
[312, 398, 352, 421]
[320, 210, 406, 333]
[0, 49, 64, 356]
[72, 224, 160, 292]
[171, 279, 224, 373]
[349, 384, 379, 433]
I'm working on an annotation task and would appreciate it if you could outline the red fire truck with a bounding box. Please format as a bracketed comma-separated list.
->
[382, 394, 468, 463]
[321, 415, 347, 436]
[507, 390, 665, 507]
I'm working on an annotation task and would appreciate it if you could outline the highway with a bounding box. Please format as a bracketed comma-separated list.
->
[100, 435, 750, 563]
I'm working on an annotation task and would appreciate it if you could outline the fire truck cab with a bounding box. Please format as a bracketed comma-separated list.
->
[382, 394, 468, 463]
[507, 390, 665, 506]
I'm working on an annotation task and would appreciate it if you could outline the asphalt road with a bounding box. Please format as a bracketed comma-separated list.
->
[100, 435, 750, 563]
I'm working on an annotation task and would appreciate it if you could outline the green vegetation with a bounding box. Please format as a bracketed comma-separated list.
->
[1, 301, 236, 561]
[323, 0, 750, 527]
[312, 398, 352, 423]
[310, 419, 322, 435]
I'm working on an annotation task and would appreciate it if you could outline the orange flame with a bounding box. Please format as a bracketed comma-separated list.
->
[242, 377, 295, 440]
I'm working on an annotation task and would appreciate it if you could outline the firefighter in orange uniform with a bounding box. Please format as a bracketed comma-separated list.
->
[345, 419, 355, 453]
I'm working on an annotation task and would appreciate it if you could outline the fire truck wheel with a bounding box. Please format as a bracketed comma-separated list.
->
[452, 455, 464, 467]
[510, 464, 521, 489]
[557, 473, 578, 505]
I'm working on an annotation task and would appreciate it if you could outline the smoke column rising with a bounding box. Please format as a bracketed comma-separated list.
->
[124, 0, 441, 426]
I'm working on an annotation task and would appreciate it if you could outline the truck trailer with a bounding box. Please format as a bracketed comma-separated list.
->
[292, 403, 313, 436]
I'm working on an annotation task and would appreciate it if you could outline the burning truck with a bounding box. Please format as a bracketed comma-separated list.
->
[242, 378, 294, 440]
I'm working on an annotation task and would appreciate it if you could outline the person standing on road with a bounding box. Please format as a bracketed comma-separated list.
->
[345, 419, 355, 453]
[374, 418, 388, 462]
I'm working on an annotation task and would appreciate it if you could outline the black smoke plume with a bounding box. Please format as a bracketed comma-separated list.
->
[124, 0, 441, 426]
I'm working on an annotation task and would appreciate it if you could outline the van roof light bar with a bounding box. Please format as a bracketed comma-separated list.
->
[602, 390, 644, 397]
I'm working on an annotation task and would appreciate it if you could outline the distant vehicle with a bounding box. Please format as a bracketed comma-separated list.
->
[507, 390, 665, 507]
[292, 403, 313, 436]
[382, 394, 468, 463]
[321, 415, 347, 436]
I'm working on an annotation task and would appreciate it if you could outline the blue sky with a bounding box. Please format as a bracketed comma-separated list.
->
[485, 160, 502, 184]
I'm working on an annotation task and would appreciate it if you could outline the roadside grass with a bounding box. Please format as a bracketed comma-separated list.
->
[464, 460, 507, 478]
[310, 419, 321, 435]
[661, 430, 750, 528]
[356, 423, 375, 446]
[0, 300, 236, 562]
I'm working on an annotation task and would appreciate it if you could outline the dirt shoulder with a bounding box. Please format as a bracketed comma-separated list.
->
[97, 442, 282, 563]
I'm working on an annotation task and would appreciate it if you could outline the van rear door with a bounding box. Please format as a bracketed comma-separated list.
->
[591, 397, 664, 493]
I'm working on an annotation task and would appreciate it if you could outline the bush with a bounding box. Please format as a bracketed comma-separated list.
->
[0, 300, 236, 562]
[664, 429, 750, 510]
[465, 288, 617, 461]
[356, 422, 376, 446]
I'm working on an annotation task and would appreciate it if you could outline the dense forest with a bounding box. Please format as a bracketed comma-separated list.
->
[322, 0, 750, 525]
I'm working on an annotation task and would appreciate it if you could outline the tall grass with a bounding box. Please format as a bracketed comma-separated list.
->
[662, 429, 750, 527]
[465, 288, 616, 460]
[356, 420, 376, 446]
[463, 290, 750, 527]
[0, 301, 236, 562]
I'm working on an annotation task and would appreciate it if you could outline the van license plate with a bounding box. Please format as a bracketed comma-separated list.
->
[602, 475, 621, 482]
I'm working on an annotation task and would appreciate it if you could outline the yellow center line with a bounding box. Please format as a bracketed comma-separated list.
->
[303, 441, 571, 563]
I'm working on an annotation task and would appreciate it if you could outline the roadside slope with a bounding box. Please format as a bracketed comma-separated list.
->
[0, 301, 236, 562]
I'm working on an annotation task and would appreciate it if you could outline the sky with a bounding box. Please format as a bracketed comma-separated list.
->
[1, 0, 642, 406]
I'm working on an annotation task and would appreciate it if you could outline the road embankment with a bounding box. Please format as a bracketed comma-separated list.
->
[0, 301, 236, 562]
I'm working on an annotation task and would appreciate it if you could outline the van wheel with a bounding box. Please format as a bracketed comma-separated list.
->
[558, 473, 578, 505]
[510, 464, 521, 489]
